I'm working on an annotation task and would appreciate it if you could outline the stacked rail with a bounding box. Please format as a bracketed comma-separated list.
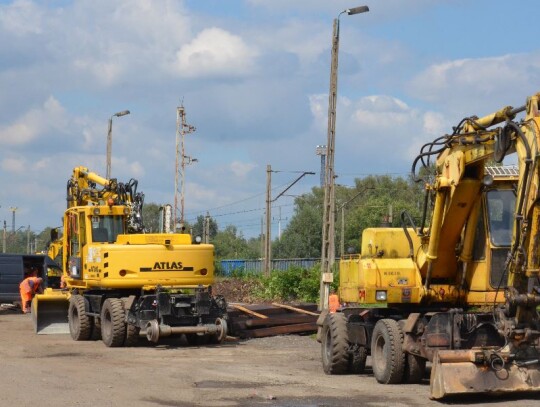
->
[227, 303, 319, 339]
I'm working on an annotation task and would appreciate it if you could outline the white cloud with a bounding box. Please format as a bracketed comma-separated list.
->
[351, 95, 415, 129]
[423, 111, 446, 136]
[0, 0, 43, 36]
[308, 94, 329, 136]
[408, 53, 540, 111]
[174, 27, 258, 78]
[252, 19, 328, 68]
[230, 161, 256, 178]
[129, 161, 145, 177]
[72, 59, 124, 87]
[1, 157, 26, 173]
[306, 93, 450, 178]
[0, 96, 66, 145]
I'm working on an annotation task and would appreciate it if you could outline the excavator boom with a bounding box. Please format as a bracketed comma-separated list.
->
[319, 92, 540, 400]
[425, 93, 540, 398]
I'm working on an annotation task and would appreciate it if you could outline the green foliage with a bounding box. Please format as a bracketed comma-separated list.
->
[191, 215, 218, 239]
[275, 175, 426, 258]
[273, 189, 324, 258]
[213, 225, 259, 259]
[253, 265, 339, 303]
[142, 202, 161, 233]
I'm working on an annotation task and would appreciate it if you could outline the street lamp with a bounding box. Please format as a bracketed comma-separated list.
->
[106, 110, 130, 179]
[319, 5, 369, 311]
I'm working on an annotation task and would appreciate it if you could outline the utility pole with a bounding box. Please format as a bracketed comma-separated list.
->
[260, 216, 264, 259]
[264, 165, 272, 276]
[320, 5, 370, 311]
[10, 207, 17, 232]
[319, 16, 340, 311]
[2, 221, 6, 253]
[203, 212, 210, 243]
[174, 105, 197, 232]
[106, 110, 130, 179]
[264, 166, 315, 276]
[277, 206, 285, 241]
[26, 225, 31, 254]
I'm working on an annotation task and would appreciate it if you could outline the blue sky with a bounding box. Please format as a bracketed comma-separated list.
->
[0, 0, 539, 240]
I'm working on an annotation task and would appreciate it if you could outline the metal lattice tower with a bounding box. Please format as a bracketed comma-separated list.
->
[315, 145, 327, 188]
[174, 106, 197, 232]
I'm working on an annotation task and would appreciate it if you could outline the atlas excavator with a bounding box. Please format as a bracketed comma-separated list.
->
[33, 166, 228, 347]
[318, 92, 540, 398]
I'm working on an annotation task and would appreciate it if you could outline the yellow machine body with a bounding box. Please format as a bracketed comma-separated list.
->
[34, 167, 219, 338]
[63, 206, 214, 290]
[340, 174, 514, 307]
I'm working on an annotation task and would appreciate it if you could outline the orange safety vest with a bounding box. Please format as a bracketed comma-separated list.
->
[329, 294, 340, 313]
[19, 277, 41, 312]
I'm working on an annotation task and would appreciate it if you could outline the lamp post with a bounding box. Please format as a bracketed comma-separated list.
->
[106, 110, 130, 179]
[320, 5, 369, 311]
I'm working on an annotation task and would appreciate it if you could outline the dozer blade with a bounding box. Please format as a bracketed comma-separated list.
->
[31, 290, 70, 335]
[430, 349, 540, 399]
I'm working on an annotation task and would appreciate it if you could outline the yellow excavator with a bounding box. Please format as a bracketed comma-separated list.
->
[33, 166, 227, 347]
[318, 93, 540, 398]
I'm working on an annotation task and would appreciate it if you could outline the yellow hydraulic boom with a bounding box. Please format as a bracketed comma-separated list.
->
[318, 92, 540, 399]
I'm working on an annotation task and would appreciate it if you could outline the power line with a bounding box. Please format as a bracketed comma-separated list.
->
[184, 203, 295, 223]
[184, 180, 298, 219]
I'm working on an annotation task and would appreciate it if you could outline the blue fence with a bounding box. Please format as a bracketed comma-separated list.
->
[219, 258, 321, 275]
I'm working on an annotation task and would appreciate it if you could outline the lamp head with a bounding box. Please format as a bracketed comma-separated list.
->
[346, 5, 369, 15]
[114, 110, 130, 117]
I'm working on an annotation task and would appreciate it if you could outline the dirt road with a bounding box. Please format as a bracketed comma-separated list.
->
[0, 310, 538, 407]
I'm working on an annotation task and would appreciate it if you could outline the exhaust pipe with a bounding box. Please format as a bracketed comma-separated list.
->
[144, 318, 227, 343]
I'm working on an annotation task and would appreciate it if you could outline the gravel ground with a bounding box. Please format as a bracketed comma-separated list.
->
[0, 309, 539, 407]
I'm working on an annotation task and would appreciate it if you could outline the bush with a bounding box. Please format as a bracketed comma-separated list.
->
[254, 265, 339, 303]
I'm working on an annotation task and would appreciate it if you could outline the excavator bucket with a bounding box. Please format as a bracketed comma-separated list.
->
[31, 290, 70, 335]
[430, 349, 540, 399]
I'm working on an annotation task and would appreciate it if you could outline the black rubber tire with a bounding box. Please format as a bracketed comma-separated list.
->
[100, 298, 126, 347]
[371, 319, 405, 384]
[348, 346, 368, 374]
[402, 353, 426, 383]
[124, 324, 140, 347]
[68, 295, 93, 341]
[321, 313, 350, 375]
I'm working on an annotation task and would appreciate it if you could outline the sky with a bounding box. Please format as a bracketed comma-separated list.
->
[1, 0, 539, 240]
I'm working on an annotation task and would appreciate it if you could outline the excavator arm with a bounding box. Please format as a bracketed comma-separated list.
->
[417, 93, 540, 398]
[67, 166, 145, 233]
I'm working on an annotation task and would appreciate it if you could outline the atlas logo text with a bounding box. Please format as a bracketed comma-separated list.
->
[154, 262, 183, 270]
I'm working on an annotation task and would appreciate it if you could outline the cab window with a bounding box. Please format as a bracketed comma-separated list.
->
[486, 189, 515, 247]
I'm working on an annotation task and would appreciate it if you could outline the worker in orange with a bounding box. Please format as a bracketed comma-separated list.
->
[19, 268, 43, 314]
[329, 289, 340, 313]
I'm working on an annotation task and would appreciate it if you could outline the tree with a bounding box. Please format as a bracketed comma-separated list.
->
[274, 175, 425, 259]
[191, 215, 218, 239]
[213, 225, 259, 259]
[273, 189, 324, 258]
[142, 203, 162, 232]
